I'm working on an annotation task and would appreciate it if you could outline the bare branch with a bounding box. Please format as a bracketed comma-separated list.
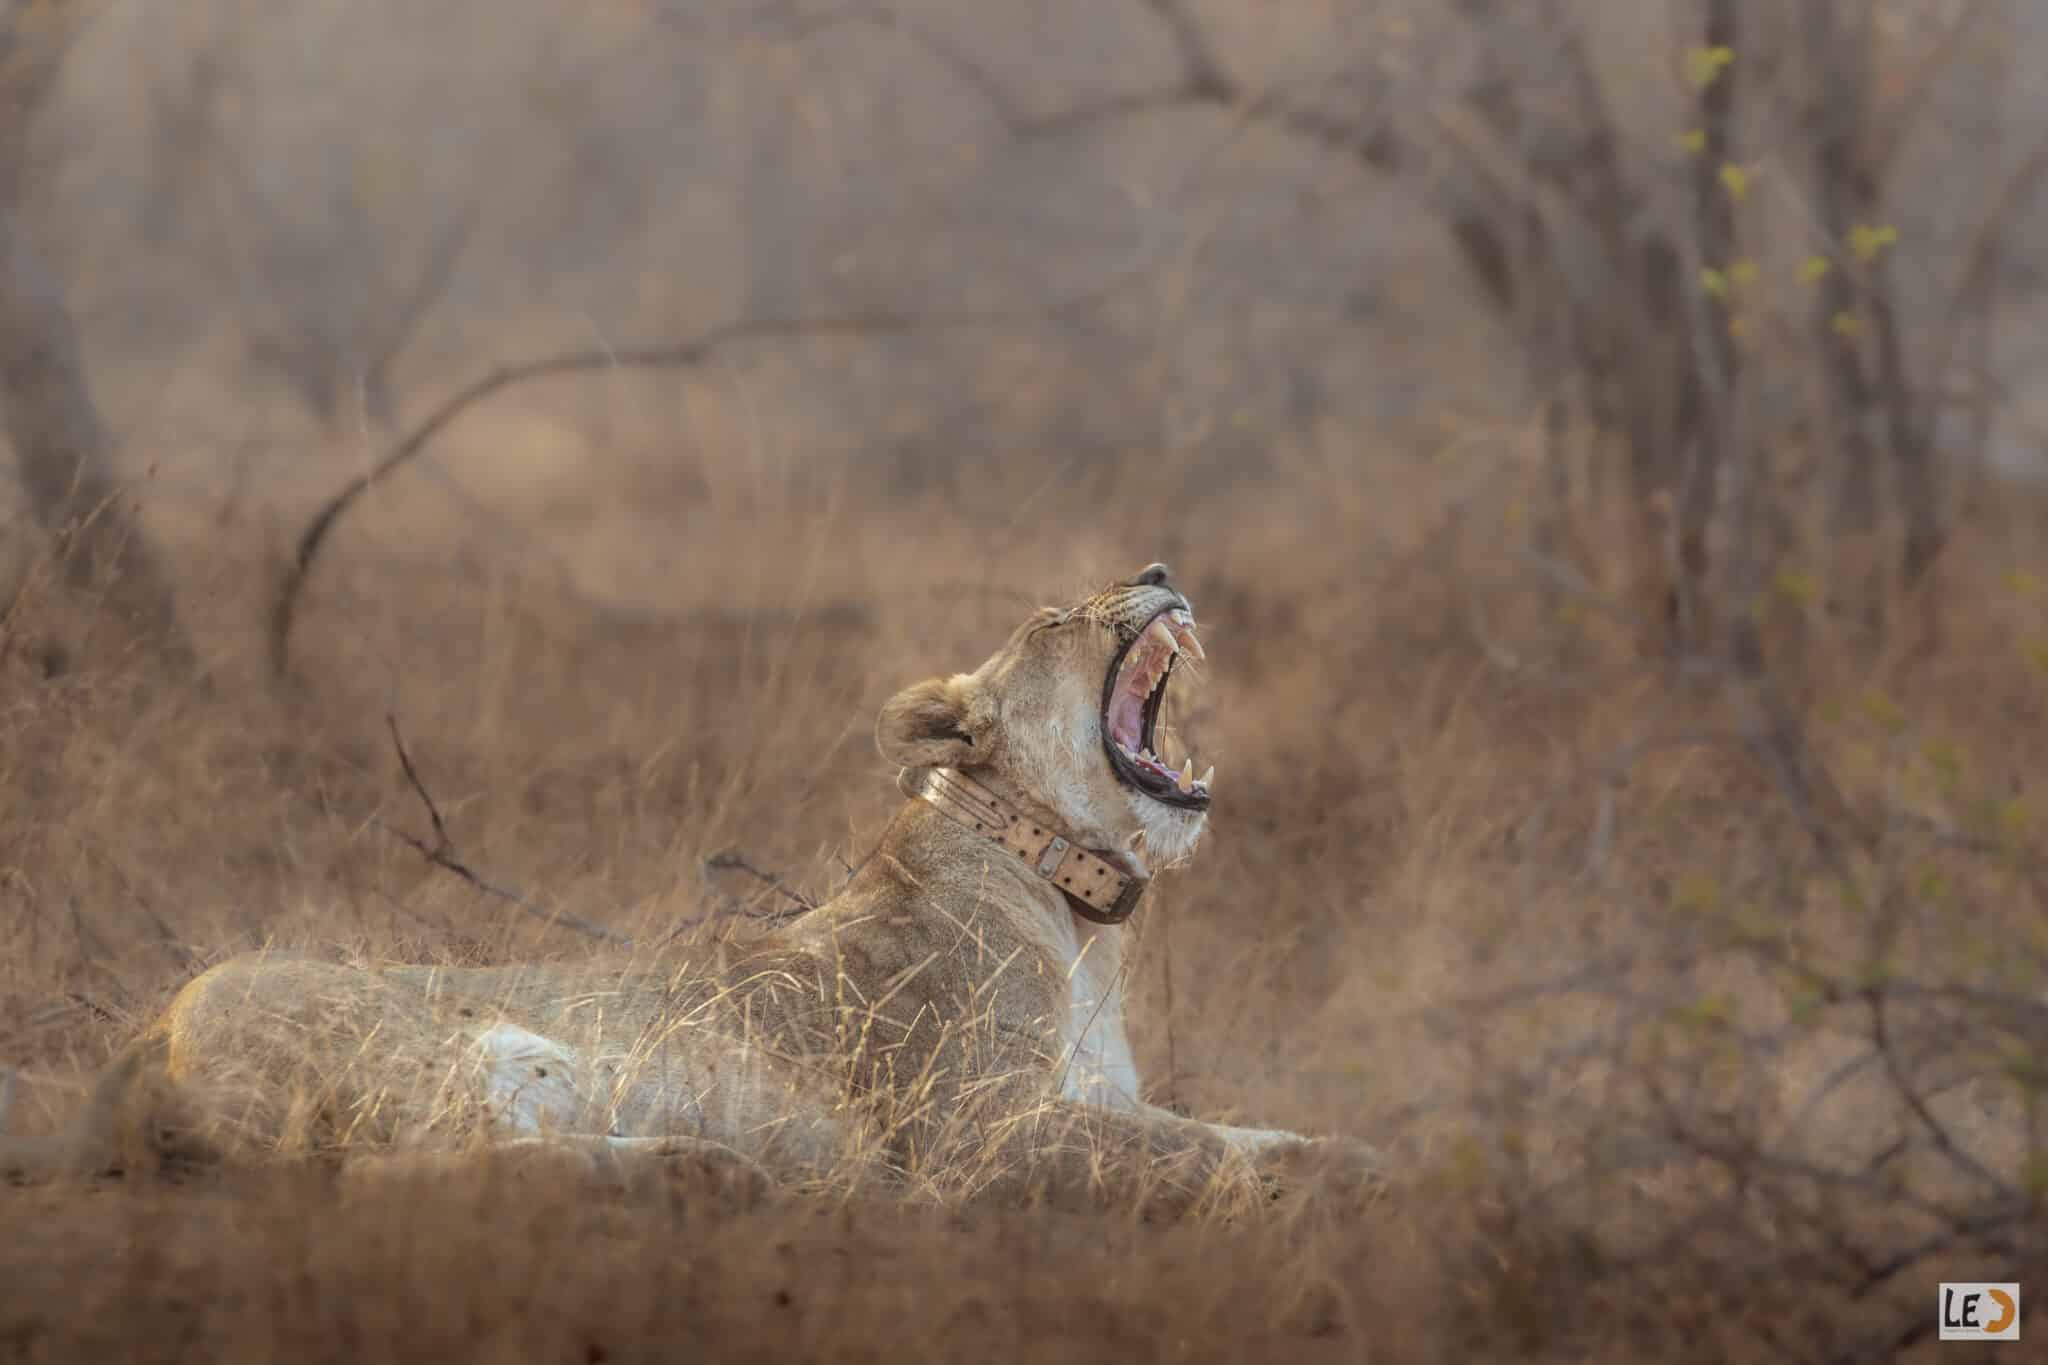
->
[386, 712, 454, 853]
[703, 850, 817, 913]
[829, 0, 1403, 167]
[1135, 0, 1232, 99]
[379, 713, 633, 947]
[270, 288, 1135, 675]
[357, 195, 483, 425]
[1866, 987, 2015, 1199]
[62, 992, 119, 1025]
[819, 4, 1031, 130]
[271, 314, 907, 673]
[1866, 3, 1991, 185]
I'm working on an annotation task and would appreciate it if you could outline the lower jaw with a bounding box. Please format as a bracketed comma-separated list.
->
[1117, 777, 1207, 813]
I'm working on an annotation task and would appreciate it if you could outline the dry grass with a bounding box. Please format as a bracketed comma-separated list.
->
[1, 427, 2044, 1362]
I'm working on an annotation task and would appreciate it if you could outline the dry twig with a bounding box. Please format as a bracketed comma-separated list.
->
[377, 713, 633, 947]
[703, 851, 817, 913]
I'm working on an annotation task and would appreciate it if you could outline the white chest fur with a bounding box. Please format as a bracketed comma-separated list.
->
[1045, 914, 1305, 1154]
[1053, 919, 1143, 1110]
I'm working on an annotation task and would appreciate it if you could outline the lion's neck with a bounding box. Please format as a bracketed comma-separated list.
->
[945, 767, 1087, 850]
[861, 793, 1117, 933]
[849, 794, 1142, 1108]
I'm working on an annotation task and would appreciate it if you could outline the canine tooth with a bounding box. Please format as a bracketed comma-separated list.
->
[1199, 765, 1214, 788]
[1176, 766, 1194, 793]
[1178, 628, 1205, 661]
[1146, 620, 1178, 656]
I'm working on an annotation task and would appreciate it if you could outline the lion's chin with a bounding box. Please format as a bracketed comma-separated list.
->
[1123, 798, 1207, 875]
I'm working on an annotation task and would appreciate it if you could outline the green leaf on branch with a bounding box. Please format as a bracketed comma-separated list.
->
[1685, 45, 1734, 90]
[1849, 223, 1899, 262]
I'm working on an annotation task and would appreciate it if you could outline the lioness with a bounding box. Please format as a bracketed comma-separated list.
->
[2, 565, 1369, 1205]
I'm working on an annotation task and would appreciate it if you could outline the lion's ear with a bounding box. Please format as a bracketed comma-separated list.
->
[876, 675, 984, 769]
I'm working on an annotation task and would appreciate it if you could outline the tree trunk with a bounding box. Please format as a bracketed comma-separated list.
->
[0, 5, 191, 669]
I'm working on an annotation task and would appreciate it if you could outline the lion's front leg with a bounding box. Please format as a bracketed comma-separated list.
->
[1195, 1118, 1306, 1154]
[1129, 1102, 1383, 1202]
[516, 1133, 773, 1198]
[936, 1089, 1285, 1216]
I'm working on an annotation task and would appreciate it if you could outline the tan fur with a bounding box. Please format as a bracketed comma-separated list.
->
[2, 572, 1374, 1208]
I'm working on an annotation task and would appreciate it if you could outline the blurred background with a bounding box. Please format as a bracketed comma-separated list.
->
[6, 0, 2047, 642]
[3, 1, 2047, 1359]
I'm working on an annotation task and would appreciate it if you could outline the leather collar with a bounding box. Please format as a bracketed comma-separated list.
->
[897, 766, 1145, 924]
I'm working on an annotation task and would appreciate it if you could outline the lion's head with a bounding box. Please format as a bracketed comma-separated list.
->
[877, 563, 1211, 874]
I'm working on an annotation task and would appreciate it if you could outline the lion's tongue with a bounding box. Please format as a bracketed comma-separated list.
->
[1107, 683, 1146, 751]
[1105, 612, 1212, 797]
[1108, 626, 1174, 758]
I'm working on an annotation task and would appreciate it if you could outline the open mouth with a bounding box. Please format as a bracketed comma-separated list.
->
[1101, 607, 1212, 810]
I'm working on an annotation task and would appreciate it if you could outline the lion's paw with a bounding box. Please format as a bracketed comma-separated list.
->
[562, 1136, 774, 1204]
[1251, 1134, 1385, 1208]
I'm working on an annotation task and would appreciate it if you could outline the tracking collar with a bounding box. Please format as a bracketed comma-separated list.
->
[897, 766, 1145, 925]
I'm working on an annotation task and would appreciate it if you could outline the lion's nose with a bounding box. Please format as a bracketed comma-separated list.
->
[1130, 563, 1172, 588]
